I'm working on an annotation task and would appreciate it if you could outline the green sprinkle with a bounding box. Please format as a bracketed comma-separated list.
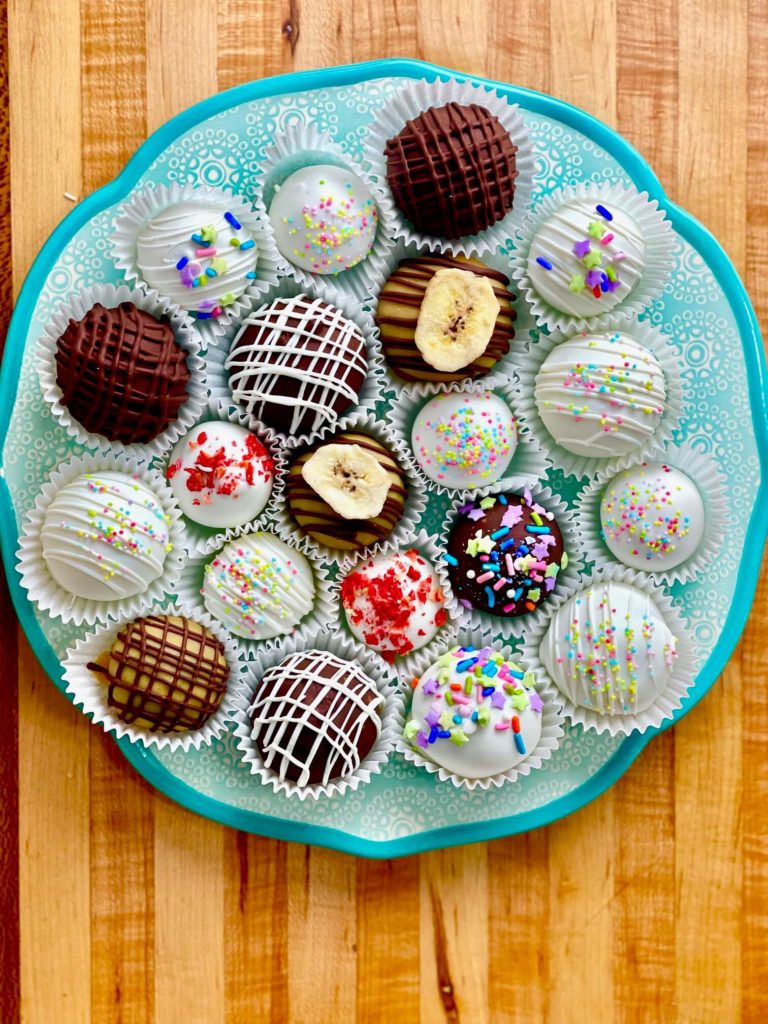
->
[480, 496, 496, 509]
[561, 551, 569, 570]
[569, 274, 585, 294]
[477, 706, 491, 727]
[587, 220, 604, 239]
[404, 720, 420, 741]
[450, 729, 469, 746]
[583, 250, 602, 269]
[445, 692, 455, 707]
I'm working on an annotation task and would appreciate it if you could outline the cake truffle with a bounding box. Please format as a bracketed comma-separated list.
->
[286, 430, 407, 552]
[405, 644, 543, 779]
[540, 580, 678, 715]
[41, 470, 173, 602]
[88, 614, 230, 732]
[534, 332, 666, 459]
[54, 302, 191, 444]
[268, 164, 377, 275]
[445, 491, 567, 618]
[384, 102, 517, 238]
[375, 253, 515, 384]
[166, 421, 275, 529]
[226, 294, 368, 437]
[600, 462, 705, 571]
[201, 532, 316, 641]
[340, 548, 447, 661]
[411, 390, 517, 489]
[249, 649, 384, 787]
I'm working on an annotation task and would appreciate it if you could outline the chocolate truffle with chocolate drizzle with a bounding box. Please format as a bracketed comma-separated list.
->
[54, 302, 192, 444]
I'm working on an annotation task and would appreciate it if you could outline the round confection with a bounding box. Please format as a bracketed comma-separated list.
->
[286, 432, 407, 552]
[268, 164, 378, 275]
[445, 492, 567, 618]
[384, 102, 517, 238]
[88, 614, 229, 733]
[599, 462, 705, 571]
[226, 294, 368, 437]
[250, 649, 384, 787]
[411, 391, 517, 489]
[375, 253, 515, 384]
[534, 332, 666, 458]
[340, 549, 447, 661]
[135, 199, 258, 319]
[405, 644, 544, 779]
[540, 580, 678, 715]
[41, 470, 172, 602]
[166, 421, 275, 529]
[201, 532, 316, 641]
[527, 198, 646, 317]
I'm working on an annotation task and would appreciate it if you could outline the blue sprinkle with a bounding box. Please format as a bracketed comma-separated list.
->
[438, 729, 452, 739]
[471, 711, 479, 722]
[498, 495, 508, 505]
[191, 232, 204, 245]
[456, 658, 478, 673]
[527, 525, 551, 534]
[429, 727, 439, 744]
[500, 538, 515, 551]
[239, 239, 255, 250]
[536, 256, 553, 270]
[518, 544, 529, 555]
[452, 715, 463, 725]
[490, 527, 509, 540]
[510, 668, 524, 679]
[191, 279, 200, 288]
[196, 311, 213, 320]
[514, 588, 523, 601]
[484, 586, 495, 609]
[443, 553, 459, 566]
[482, 687, 495, 697]
[482, 663, 498, 678]
[514, 733, 527, 755]
[205, 267, 217, 278]
[596, 204, 613, 221]
[245, 271, 257, 279]
[176, 256, 189, 270]
[224, 211, 242, 229]
[464, 646, 476, 653]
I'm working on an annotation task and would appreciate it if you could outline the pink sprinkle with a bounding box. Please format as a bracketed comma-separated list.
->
[502, 602, 516, 613]
[493, 577, 508, 592]
[505, 554, 515, 575]
[452, 694, 470, 706]
[494, 722, 510, 731]
[479, 554, 490, 563]
[196, 247, 216, 257]
[476, 571, 495, 584]
[613, 251, 627, 262]
[600, 234, 614, 246]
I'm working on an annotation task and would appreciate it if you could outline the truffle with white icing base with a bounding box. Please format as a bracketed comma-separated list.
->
[166, 421, 275, 530]
[540, 580, 677, 715]
[40, 470, 172, 602]
[534, 332, 666, 458]
[405, 644, 544, 779]
[268, 164, 377, 275]
[411, 390, 517, 489]
[600, 462, 705, 571]
[201, 532, 315, 641]
[527, 198, 646, 317]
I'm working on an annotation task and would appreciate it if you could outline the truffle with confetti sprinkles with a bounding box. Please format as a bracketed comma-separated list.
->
[405, 644, 544, 780]
[444, 491, 567, 618]
[268, 164, 378, 275]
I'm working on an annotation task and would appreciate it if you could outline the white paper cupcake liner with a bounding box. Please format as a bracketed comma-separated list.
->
[253, 122, 397, 302]
[110, 182, 282, 338]
[17, 450, 187, 626]
[522, 565, 697, 736]
[175, 523, 335, 660]
[204, 276, 386, 450]
[155, 397, 287, 558]
[509, 180, 675, 334]
[37, 283, 208, 461]
[233, 627, 402, 800]
[363, 76, 536, 257]
[510, 315, 685, 480]
[397, 625, 564, 791]
[61, 598, 248, 752]
[385, 371, 551, 501]
[574, 441, 729, 585]
[272, 408, 427, 568]
[437, 481, 586, 640]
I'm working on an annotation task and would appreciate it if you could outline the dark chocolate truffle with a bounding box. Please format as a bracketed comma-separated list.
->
[225, 294, 368, 437]
[384, 102, 518, 238]
[88, 614, 230, 733]
[250, 649, 383, 787]
[375, 253, 515, 383]
[445, 492, 568, 618]
[55, 302, 191, 444]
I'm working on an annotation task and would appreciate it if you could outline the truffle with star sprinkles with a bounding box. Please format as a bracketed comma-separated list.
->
[540, 580, 678, 716]
[268, 164, 378, 276]
[201, 532, 316, 641]
[445, 491, 567, 618]
[600, 462, 705, 571]
[135, 199, 259, 319]
[534, 332, 667, 459]
[527, 198, 646, 317]
[405, 644, 544, 779]
[411, 390, 517, 490]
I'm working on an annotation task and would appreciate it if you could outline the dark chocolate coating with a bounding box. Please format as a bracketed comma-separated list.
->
[88, 614, 230, 733]
[384, 102, 517, 238]
[447, 494, 565, 618]
[55, 302, 191, 444]
[374, 253, 516, 383]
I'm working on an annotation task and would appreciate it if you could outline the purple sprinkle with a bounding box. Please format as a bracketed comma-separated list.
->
[491, 691, 506, 709]
[459, 503, 475, 515]
[585, 269, 602, 289]
[459, 598, 474, 610]
[596, 204, 613, 221]
[416, 730, 429, 749]
[422, 678, 439, 696]
[424, 708, 440, 728]
[467, 507, 486, 522]
[536, 256, 553, 270]
[605, 278, 621, 292]
[544, 576, 557, 592]
[573, 239, 591, 258]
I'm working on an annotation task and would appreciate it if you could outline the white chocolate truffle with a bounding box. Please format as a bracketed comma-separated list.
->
[201, 532, 315, 641]
[268, 164, 377, 275]
[166, 422, 274, 529]
[540, 580, 677, 715]
[527, 198, 646, 317]
[600, 462, 705, 571]
[41, 470, 172, 602]
[534, 332, 666, 458]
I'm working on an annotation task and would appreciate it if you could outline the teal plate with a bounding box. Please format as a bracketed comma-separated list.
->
[2, 59, 766, 858]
